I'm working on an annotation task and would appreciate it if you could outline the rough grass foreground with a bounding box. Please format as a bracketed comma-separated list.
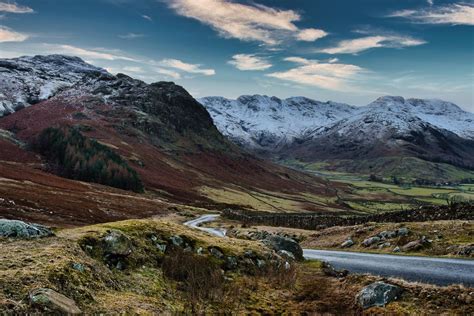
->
[0, 219, 472, 314]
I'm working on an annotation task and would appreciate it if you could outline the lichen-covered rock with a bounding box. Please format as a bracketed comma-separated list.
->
[102, 230, 132, 256]
[0, 219, 53, 238]
[263, 235, 303, 261]
[169, 235, 184, 248]
[29, 288, 81, 314]
[225, 256, 238, 270]
[356, 281, 403, 309]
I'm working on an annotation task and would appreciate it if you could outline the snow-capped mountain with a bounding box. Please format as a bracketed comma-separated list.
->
[0, 55, 107, 116]
[199, 95, 474, 169]
[199, 95, 357, 151]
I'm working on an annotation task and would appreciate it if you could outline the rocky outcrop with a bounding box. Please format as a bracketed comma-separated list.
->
[356, 282, 403, 309]
[0, 219, 53, 238]
[29, 288, 81, 314]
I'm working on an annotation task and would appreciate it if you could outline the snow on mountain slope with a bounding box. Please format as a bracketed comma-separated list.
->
[199, 95, 356, 150]
[0, 55, 107, 116]
[200, 95, 474, 154]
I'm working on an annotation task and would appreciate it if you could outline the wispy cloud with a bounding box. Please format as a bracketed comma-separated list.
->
[266, 57, 365, 91]
[142, 14, 152, 22]
[0, 25, 28, 42]
[389, 3, 474, 25]
[154, 67, 181, 80]
[318, 34, 426, 54]
[158, 58, 215, 76]
[228, 54, 272, 71]
[0, 1, 33, 13]
[427, 0, 434, 6]
[118, 32, 145, 39]
[43, 44, 139, 61]
[296, 28, 327, 42]
[166, 0, 326, 45]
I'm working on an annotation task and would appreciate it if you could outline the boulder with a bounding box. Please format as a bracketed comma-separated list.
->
[169, 235, 184, 248]
[0, 219, 53, 238]
[393, 246, 401, 253]
[341, 239, 354, 248]
[356, 282, 403, 309]
[29, 288, 81, 314]
[362, 236, 381, 247]
[401, 236, 428, 252]
[102, 230, 132, 256]
[225, 256, 238, 270]
[396, 227, 409, 237]
[263, 235, 304, 261]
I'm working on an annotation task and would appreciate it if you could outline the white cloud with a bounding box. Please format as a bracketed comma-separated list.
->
[0, 25, 28, 42]
[154, 67, 181, 80]
[43, 44, 139, 61]
[389, 3, 474, 25]
[118, 32, 145, 39]
[296, 28, 327, 42]
[123, 66, 143, 73]
[266, 57, 365, 91]
[159, 58, 215, 76]
[0, 1, 33, 13]
[142, 14, 152, 22]
[167, 0, 326, 45]
[228, 54, 272, 71]
[318, 35, 426, 54]
[427, 0, 434, 6]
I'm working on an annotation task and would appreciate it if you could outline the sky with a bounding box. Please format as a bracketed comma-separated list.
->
[0, 0, 473, 110]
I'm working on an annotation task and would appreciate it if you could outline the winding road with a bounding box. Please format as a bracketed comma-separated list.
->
[184, 214, 474, 287]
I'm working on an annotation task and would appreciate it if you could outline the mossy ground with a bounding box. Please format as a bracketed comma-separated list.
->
[1, 218, 472, 314]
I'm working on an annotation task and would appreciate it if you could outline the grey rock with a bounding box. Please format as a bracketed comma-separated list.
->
[71, 263, 85, 273]
[208, 246, 224, 259]
[356, 281, 403, 309]
[196, 246, 204, 255]
[456, 244, 474, 257]
[102, 230, 132, 256]
[397, 227, 409, 237]
[0, 219, 53, 238]
[256, 259, 266, 268]
[277, 249, 296, 261]
[401, 237, 428, 252]
[169, 235, 184, 248]
[156, 244, 167, 253]
[322, 261, 348, 278]
[393, 246, 401, 253]
[29, 288, 81, 314]
[225, 256, 238, 270]
[263, 235, 304, 261]
[362, 236, 381, 247]
[378, 242, 391, 249]
[341, 239, 354, 248]
[378, 230, 397, 240]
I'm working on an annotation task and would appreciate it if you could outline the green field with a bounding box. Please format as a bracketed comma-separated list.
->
[282, 158, 474, 214]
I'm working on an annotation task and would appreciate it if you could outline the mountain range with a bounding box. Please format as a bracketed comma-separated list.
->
[200, 95, 474, 182]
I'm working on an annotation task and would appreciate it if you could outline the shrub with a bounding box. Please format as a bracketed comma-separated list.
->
[33, 126, 144, 192]
[161, 248, 224, 312]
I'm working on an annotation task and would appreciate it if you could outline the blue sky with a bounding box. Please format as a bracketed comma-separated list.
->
[0, 0, 473, 110]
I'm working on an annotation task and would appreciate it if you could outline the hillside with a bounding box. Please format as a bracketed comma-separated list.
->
[0, 55, 349, 226]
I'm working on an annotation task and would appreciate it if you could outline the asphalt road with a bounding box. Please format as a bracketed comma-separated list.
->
[184, 214, 474, 287]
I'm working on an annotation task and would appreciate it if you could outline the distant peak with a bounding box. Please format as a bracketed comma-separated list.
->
[373, 96, 405, 104]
